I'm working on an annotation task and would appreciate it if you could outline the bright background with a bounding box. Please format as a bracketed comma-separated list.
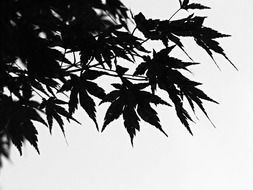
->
[1, 0, 253, 189]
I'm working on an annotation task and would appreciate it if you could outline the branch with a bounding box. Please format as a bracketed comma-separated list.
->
[90, 66, 149, 81]
[65, 64, 148, 81]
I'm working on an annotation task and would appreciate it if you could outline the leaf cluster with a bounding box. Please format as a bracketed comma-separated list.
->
[101, 74, 170, 144]
[0, 0, 235, 164]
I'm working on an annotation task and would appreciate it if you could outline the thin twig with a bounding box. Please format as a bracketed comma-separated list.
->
[168, 8, 181, 21]
[140, 38, 150, 45]
[131, 26, 137, 35]
[65, 65, 148, 81]
[32, 87, 45, 99]
[91, 66, 148, 81]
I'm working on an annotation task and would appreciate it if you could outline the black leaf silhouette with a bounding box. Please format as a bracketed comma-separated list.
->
[182, 3, 210, 10]
[60, 71, 105, 131]
[101, 80, 170, 143]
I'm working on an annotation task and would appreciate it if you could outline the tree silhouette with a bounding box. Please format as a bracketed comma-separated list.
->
[0, 0, 236, 167]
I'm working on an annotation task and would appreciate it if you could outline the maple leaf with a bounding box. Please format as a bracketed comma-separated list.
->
[79, 29, 147, 68]
[179, 84, 218, 127]
[101, 79, 170, 143]
[134, 12, 193, 59]
[41, 97, 78, 135]
[59, 70, 105, 131]
[135, 47, 217, 134]
[79, 27, 149, 69]
[194, 28, 238, 70]
[134, 10, 236, 69]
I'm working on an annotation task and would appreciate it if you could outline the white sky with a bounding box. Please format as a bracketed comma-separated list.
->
[1, 0, 253, 189]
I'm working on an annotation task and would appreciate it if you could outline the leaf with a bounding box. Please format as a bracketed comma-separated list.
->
[82, 70, 105, 80]
[137, 91, 171, 106]
[31, 80, 50, 96]
[25, 107, 48, 127]
[158, 81, 194, 134]
[102, 81, 170, 141]
[85, 81, 106, 99]
[133, 82, 150, 90]
[134, 12, 159, 39]
[22, 82, 32, 100]
[112, 47, 134, 62]
[189, 94, 216, 127]
[182, 0, 189, 7]
[58, 79, 72, 93]
[166, 57, 199, 70]
[102, 96, 125, 132]
[204, 39, 237, 69]
[116, 65, 129, 76]
[106, 0, 129, 20]
[100, 90, 120, 105]
[181, 85, 218, 127]
[79, 87, 99, 131]
[23, 120, 40, 154]
[43, 98, 71, 135]
[175, 105, 193, 135]
[45, 106, 54, 133]
[201, 27, 231, 39]
[183, 3, 210, 10]
[195, 37, 220, 69]
[4, 102, 40, 155]
[134, 61, 149, 76]
[54, 104, 80, 124]
[137, 103, 167, 137]
[64, 75, 102, 129]
[69, 87, 79, 115]
[191, 25, 237, 69]
[51, 109, 65, 136]
[148, 93, 171, 106]
[123, 105, 140, 145]
[53, 99, 68, 105]
[167, 33, 193, 61]
[190, 87, 218, 103]
[111, 83, 122, 89]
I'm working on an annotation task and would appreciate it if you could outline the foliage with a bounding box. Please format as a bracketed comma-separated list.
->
[0, 0, 235, 166]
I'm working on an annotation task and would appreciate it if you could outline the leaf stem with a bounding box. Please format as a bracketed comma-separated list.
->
[32, 87, 46, 99]
[131, 26, 137, 35]
[140, 38, 150, 45]
[168, 8, 181, 21]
